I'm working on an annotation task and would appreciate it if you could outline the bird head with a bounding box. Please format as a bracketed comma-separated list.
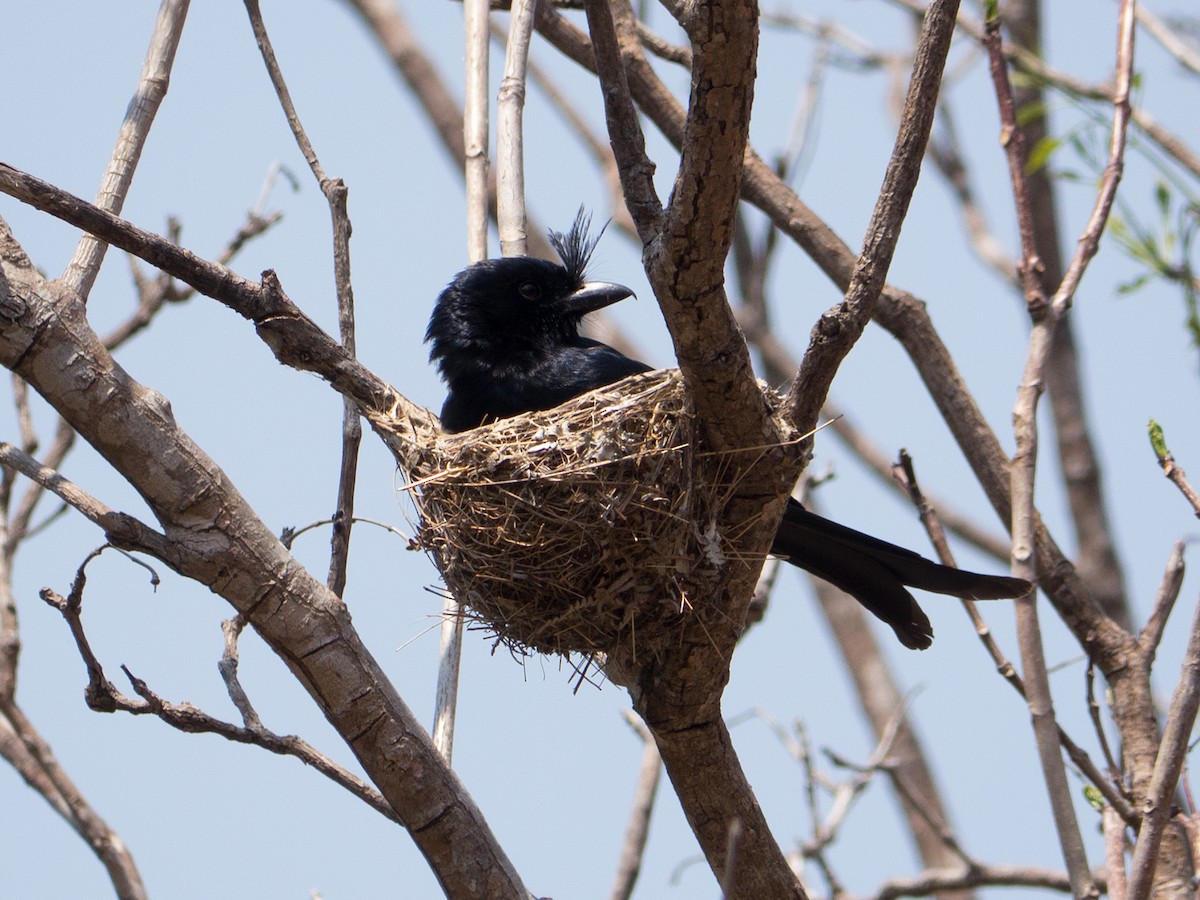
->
[425, 210, 634, 383]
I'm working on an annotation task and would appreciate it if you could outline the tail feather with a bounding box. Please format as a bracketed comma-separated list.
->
[772, 499, 1029, 650]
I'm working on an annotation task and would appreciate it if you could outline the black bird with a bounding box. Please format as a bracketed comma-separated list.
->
[426, 213, 1029, 649]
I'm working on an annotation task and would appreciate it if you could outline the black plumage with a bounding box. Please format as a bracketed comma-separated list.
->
[426, 212, 1029, 649]
[426, 214, 650, 433]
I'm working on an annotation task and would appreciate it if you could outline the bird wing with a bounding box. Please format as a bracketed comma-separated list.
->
[439, 342, 652, 433]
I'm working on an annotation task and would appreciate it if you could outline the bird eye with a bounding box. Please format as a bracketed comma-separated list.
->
[518, 281, 542, 301]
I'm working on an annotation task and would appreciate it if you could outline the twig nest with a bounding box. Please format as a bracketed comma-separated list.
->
[386, 369, 790, 662]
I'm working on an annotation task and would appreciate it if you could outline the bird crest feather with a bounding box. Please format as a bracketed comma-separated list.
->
[548, 207, 607, 283]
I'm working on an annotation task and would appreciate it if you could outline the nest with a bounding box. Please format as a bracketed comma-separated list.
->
[378, 369, 792, 663]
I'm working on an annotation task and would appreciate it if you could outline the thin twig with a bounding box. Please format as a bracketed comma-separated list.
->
[9, 419, 75, 547]
[41, 578, 403, 824]
[983, 15, 1046, 312]
[609, 712, 661, 900]
[0, 443, 124, 532]
[633, 18, 690, 67]
[815, 702, 913, 849]
[1134, 3, 1200, 75]
[496, 0, 539, 256]
[885, 0, 1200, 179]
[582, 0, 664, 242]
[104, 205, 282, 350]
[0, 700, 149, 900]
[719, 817, 742, 900]
[280, 516, 414, 551]
[465, 0, 491, 262]
[999, 1, 1135, 892]
[1149, 420, 1200, 517]
[1126, 594, 1200, 900]
[1048, 1, 1136, 317]
[431, 0, 494, 767]
[1103, 804, 1128, 900]
[1086, 661, 1124, 789]
[792, 718, 842, 894]
[0, 163, 436, 440]
[62, 0, 191, 300]
[218, 616, 264, 730]
[867, 863, 1084, 899]
[509, 27, 631, 232]
[243, 0, 325, 182]
[1139, 541, 1187, 663]
[241, 0, 362, 600]
[786, 0, 960, 447]
[895, 451, 1137, 824]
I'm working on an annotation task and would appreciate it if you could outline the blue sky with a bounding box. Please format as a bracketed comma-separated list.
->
[2, 2, 1199, 898]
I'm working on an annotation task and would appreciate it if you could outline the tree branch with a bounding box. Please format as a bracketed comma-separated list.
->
[62, 0, 191, 300]
[0, 164, 436, 447]
[242, 0, 363, 601]
[608, 713, 662, 900]
[0, 221, 526, 898]
[786, 0, 960, 447]
[1126, 593, 1200, 900]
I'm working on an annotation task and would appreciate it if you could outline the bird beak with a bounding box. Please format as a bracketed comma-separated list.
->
[562, 281, 635, 316]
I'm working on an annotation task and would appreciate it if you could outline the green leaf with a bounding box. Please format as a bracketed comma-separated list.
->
[1149, 419, 1169, 462]
[1026, 136, 1063, 175]
[1116, 273, 1153, 295]
[1015, 100, 1048, 128]
[1155, 180, 1171, 219]
[1186, 296, 1200, 347]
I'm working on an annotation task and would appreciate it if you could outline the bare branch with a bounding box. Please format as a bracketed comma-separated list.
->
[1103, 804, 1128, 900]
[633, 18, 690, 66]
[63, 0, 191, 299]
[496, 0, 539, 256]
[895, 452, 1136, 825]
[867, 863, 1082, 899]
[0, 442, 166, 555]
[982, 16, 1046, 311]
[999, 2, 1135, 891]
[984, 17, 1089, 883]
[9, 418, 76, 547]
[572, 5, 811, 894]
[608, 713, 662, 900]
[1049, 2, 1135, 316]
[0, 211, 524, 898]
[1085, 661, 1124, 794]
[886, 0, 1200, 180]
[1126, 594, 1200, 900]
[1139, 542, 1187, 662]
[432, 601, 465, 763]
[103, 207, 282, 350]
[1149, 420, 1200, 517]
[1135, 3, 1200, 75]
[0, 702, 148, 900]
[0, 165, 435, 442]
[43, 580, 404, 825]
[786, 0, 959, 448]
[241, 0, 363, 600]
[218, 616, 264, 730]
[535, 5, 1113, 672]
[581, 0, 664, 241]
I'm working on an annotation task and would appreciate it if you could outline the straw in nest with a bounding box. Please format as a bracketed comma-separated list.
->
[397, 368, 766, 662]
